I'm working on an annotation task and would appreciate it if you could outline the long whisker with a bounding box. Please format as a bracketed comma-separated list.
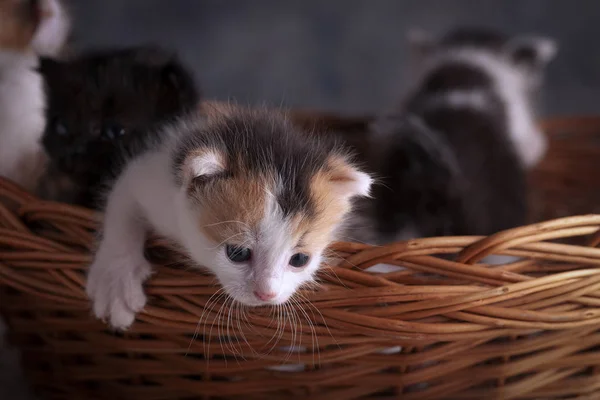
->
[188, 287, 225, 356]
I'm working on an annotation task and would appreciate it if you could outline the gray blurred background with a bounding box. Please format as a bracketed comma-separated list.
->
[69, 0, 600, 117]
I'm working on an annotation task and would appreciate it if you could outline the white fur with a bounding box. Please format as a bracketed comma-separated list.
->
[187, 151, 225, 179]
[31, 0, 71, 57]
[334, 169, 373, 198]
[417, 49, 547, 168]
[86, 119, 371, 329]
[425, 90, 489, 111]
[0, 52, 47, 191]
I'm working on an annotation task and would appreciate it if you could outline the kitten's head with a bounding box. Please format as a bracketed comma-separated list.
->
[0, 0, 40, 54]
[172, 104, 372, 306]
[40, 46, 199, 186]
[408, 26, 557, 96]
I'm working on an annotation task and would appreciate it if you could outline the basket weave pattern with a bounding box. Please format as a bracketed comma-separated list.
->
[1, 117, 600, 399]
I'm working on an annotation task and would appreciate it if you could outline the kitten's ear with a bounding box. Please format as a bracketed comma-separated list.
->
[505, 36, 557, 69]
[158, 62, 200, 112]
[133, 46, 200, 113]
[326, 155, 373, 199]
[407, 28, 437, 58]
[180, 148, 227, 188]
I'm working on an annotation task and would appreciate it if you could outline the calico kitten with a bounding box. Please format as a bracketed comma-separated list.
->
[345, 27, 556, 244]
[86, 103, 372, 329]
[37, 46, 200, 207]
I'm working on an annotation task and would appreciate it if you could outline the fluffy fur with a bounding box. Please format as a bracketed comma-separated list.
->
[36, 46, 200, 207]
[407, 27, 556, 168]
[0, 0, 70, 191]
[345, 27, 555, 244]
[0, 0, 46, 191]
[86, 103, 372, 330]
[32, 0, 71, 57]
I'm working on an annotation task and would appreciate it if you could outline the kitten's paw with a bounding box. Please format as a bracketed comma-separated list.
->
[86, 252, 152, 330]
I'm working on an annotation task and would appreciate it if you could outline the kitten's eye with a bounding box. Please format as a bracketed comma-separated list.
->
[289, 253, 310, 268]
[102, 123, 126, 140]
[226, 244, 252, 263]
[53, 119, 68, 137]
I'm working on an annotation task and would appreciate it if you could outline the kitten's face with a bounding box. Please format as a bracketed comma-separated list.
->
[0, 0, 39, 52]
[40, 50, 198, 185]
[173, 108, 372, 307]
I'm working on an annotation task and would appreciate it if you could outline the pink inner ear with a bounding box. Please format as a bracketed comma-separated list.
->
[328, 158, 373, 198]
[182, 149, 226, 185]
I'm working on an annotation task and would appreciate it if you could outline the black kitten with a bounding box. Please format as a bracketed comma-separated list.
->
[36, 46, 200, 208]
[345, 27, 556, 244]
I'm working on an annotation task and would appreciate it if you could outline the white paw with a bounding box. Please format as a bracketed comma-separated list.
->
[85, 250, 152, 330]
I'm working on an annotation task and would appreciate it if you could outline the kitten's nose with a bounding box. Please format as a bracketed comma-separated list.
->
[254, 290, 276, 302]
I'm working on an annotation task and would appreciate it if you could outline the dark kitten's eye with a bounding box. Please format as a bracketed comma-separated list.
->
[226, 245, 252, 263]
[102, 122, 126, 141]
[52, 118, 68, 137]
[289, 253, 310, 268]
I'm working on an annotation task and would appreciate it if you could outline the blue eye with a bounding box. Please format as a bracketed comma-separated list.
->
[102, 123, 126, 140]
[226, 245, 252, 263]
[289, 253, 310, 268]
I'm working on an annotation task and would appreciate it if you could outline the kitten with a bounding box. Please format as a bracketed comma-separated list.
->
[0, 0, 47, 191]
[345, 27, 556, 244]
[0, 0, 71, 192]
[406, 27, 556, 168]
[37, 46, 200, 207]
[86, 103, 372, 330]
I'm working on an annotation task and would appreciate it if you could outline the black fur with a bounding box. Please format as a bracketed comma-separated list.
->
[171, 108, 348, 218]
[349, 33, 531, 243]
[37, 45, 199, 208]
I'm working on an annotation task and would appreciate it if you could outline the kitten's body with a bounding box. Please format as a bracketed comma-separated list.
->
[37, 46, 199, 207]
[0, 52, 46, 191]
[0, 0, 70, 191]
[86, 104, 372, 329]
[345, 28, 556, 244]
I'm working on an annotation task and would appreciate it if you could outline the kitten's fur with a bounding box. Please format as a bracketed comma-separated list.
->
[32, 0, 71, 58]
[407, 27, 556, 168]
[37, 46, 200, 207]
[86, 103, 372, 330]
[345, 27, 556, 244]
[0, 0, 45, 191]
[0, 0, 70, 191]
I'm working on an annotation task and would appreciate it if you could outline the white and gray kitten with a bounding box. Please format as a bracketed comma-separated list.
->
[345, 27, 557, 245]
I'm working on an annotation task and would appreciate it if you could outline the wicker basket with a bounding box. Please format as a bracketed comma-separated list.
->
[1, 116, 600, 400]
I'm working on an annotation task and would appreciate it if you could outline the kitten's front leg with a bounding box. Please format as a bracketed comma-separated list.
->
[86, 172, 151, 330]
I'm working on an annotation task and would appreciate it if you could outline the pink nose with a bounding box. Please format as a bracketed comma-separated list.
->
[254, 290, 276, 301]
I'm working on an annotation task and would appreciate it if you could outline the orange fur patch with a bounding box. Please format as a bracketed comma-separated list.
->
[300, 165, 352, 250]
[0, 0, 39, 51]
[194, 172, 270, 245]
[188, 153, 357, 260]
